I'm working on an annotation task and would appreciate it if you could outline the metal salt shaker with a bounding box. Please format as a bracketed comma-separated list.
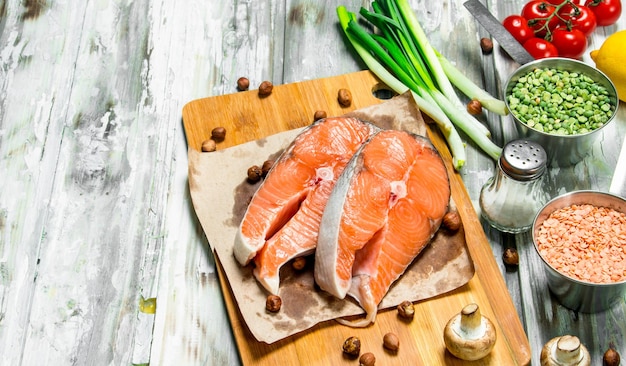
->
[479, 139, 549, 234]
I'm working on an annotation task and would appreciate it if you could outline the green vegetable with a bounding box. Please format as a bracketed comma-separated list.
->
[507, 67, 615, 135]
[436, 53, 509, 116]
[337, 0, 503, 170]
[337, 6, 467, 168]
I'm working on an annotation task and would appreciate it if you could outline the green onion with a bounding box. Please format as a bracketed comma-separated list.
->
[436, 54, 509, 116]
[337, 0, 503, 168]
[337, 6, 467, 168]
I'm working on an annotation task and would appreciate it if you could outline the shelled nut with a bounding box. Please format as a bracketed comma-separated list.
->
[342, 336, 361, 357]
[265, 295, 282, 313]
[237, 77, 250, 91]
[211, 126, 226, 141]
[259, 81, 273, 96]
[201, 139, 216, 152]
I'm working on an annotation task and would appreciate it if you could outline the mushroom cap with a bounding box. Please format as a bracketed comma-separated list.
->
[540, 336, 591, 366]
[443, 312, 497, 361]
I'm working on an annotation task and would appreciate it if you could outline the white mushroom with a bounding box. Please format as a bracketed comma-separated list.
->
[443, 303, 497, 361]
[540, 335, 590, 366]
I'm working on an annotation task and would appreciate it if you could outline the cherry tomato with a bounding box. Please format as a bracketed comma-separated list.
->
[550, 27, 588, 58]
[523, 37, 560, 59]
[502, 15, 536, 44]
[522, 0, 561, 37]
[559, 5, 597, 36]
[585, 0, 622, 26]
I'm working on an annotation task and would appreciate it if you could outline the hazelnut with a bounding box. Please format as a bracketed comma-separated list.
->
[201, 139, 216, 152]
[247, 165, 263, 183]
[480, 37, 493, 54]
[383, 332, 399, 352]
[467, 99, 483, 115]
[397, 300, 415, 320]
[259, 80, 274, 97]
[237, 77, 250, 91]
[503, 247, 519, 266]
[359, 352, 376, 366]
[442, 210, 461, 231]
[211, 126, 227, 142]
[337, 88, 352, 107]
[291, 257, 306, 270]
[261, 159, 275, 177]
[604, 346, 621, 366]
[265, 294, 282, 312]
[342, 336, 361, 357]
[314, 110, 327, 121]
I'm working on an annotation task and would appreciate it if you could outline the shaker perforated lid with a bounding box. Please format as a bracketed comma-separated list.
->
[500, 139, 547, 180]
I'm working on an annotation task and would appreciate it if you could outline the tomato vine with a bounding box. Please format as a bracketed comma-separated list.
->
[502, 0, 622, 59]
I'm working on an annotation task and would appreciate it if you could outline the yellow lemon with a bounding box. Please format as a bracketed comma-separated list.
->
[590, 30, 626, 102]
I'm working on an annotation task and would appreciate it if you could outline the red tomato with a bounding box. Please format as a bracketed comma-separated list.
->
[522, 0, 561, 37]
[559, 5, 597, 36]
[502, 15, 535, 44]
[523, 37, 560, 59]
[585, 0, 622, 26]
[550, 28, 588, 58]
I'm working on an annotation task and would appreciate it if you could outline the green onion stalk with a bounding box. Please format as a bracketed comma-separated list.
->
[337, 1, 504, 169]
[394, 0, 508, 118]
[436, 53, 509, 116]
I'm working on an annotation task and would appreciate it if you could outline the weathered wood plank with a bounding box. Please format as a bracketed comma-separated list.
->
[1, 0, 625, 364]
[0, 0, 240, 364]
[0, 1, 96, 364]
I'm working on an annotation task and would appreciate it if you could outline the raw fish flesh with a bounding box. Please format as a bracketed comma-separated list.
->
[234, 117, 377, 294]
[314, 129, 450, 326]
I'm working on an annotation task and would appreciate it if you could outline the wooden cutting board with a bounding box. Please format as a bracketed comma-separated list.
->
[182, 70, 531, 365]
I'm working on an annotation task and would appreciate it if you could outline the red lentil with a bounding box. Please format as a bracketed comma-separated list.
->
[535, 204, 626, 284]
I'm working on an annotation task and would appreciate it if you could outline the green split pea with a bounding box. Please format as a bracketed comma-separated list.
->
[507, 67, 615, 135]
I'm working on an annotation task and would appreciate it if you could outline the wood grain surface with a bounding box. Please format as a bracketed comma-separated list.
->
[1, 0, 624, 364]
[183, 70, 531, 365]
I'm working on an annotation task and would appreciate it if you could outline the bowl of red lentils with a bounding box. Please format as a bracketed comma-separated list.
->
[504, 58, 619, 167]
[532, 190, 626, 312]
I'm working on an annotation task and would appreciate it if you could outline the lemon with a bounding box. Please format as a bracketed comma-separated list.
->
[590, 30, 626, 102]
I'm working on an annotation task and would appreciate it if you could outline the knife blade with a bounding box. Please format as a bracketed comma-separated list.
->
[464, 0, 535, 65]
[610, 134, 626, 197]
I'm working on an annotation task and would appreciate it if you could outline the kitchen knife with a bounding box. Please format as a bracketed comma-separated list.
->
[610, 134, 626, 197]
[464, 0, 535, 65]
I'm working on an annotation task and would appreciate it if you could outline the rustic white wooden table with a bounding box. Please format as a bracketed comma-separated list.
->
[0, 0, 624, 365]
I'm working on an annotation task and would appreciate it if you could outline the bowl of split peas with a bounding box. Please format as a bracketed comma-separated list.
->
[532, 190, 626, 313]
[504, 57, 619, 167]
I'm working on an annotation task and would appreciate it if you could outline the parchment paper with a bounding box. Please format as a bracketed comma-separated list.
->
[188, 93, 475, 344]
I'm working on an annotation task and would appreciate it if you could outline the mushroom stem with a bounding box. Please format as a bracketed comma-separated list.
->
[540, 335, 590, 366]
[555, 336, 584, 364]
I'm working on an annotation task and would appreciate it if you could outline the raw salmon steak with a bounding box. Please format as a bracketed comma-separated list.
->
[314, 129, 450, 326]
[234, 117, 377, 294]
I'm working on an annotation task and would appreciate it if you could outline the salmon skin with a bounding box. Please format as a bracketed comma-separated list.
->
[234, 117, 378, 294]
[314, 129, 450, 327]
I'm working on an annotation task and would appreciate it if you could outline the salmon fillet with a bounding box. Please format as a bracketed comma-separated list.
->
[314, 130, 450, 326]
[234, 117, 377, 294]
